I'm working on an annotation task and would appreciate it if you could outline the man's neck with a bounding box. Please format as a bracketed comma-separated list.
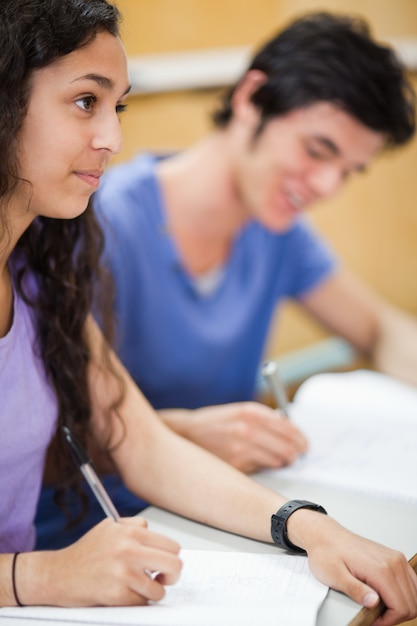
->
[156, 133, 248, 275]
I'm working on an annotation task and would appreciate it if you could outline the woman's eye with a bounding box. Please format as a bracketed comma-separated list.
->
[75, 95, 97, 112]
[116, 103, 128, 115]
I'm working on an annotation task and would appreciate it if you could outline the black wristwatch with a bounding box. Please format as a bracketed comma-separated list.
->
[271, 499, 327, 555]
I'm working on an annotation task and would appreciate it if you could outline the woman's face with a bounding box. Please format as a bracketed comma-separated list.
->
[15, 31, 130, 221]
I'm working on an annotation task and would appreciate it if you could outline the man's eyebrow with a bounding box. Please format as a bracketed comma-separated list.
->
[311, 135, 369, 173]
[72, 73, 131, 96]
[311, 135, 340, 155]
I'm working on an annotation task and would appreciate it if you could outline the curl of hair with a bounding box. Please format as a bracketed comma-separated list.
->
[212, 12, 416, 148]
[1, 0, 122, 524]
[14, 207, 117, 515]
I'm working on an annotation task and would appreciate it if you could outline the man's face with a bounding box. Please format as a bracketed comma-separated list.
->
[232, 102, 385, 232]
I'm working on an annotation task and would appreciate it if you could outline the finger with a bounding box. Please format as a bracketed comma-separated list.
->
[332, 569, 381, 611]
[372, 561, 417, 626]
[267, 415, 309, 452]
[124, 551, 182, 602]
[236, 409, 307, 455]
[243, 403, 308, 451]
[119, 516, 148, 529]
[233, 447, 297, 473]
[115, 520, 181, 555]
[234, 422, 306, 468]
[133, 546, 183, 587]
[129, 527, 181, 556]
[373, 600, 417, 626]
[330, 558, 415, 626]
[227, 433, 303, 471]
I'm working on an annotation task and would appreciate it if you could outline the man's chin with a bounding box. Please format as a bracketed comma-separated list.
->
[266, 216, 298, 234]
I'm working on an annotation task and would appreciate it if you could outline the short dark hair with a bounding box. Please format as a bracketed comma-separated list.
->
[212, 12, 416, 148]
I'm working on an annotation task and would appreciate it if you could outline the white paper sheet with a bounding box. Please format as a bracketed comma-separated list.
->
[0, 550, 328, 626]
[272, 370, 417, 503]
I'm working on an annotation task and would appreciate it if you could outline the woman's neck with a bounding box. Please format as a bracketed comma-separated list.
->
[0, 191, 35, 335]
[0, 263, 13, 337]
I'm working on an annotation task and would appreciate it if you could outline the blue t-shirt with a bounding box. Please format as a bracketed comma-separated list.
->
[94, 153, 336, 409]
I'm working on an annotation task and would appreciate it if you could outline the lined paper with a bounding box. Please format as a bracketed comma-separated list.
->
[0, 550, 328, 626]
[272, 370, 417, 504]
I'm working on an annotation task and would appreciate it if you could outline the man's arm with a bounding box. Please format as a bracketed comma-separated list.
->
[300, 268, 417, 386]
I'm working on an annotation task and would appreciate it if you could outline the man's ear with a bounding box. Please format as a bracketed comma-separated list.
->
[231, 70, 268, 127]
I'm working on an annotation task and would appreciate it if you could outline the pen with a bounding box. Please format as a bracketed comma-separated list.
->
[261, 360, 290, 418]
[62, 425, 120, 520]
[63, 426, 159, 580]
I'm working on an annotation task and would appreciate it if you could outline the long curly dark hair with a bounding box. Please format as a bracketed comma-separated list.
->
[0, 0, 123, 522]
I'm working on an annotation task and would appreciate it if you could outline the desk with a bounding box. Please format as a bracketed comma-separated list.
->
[3, 477, 416, 626]
[142, 473, 417, 626]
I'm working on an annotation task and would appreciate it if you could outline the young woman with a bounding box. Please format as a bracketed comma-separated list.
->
[1, 1, 416, 622]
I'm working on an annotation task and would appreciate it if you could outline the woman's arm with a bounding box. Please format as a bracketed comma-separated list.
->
[86, 317, 417, 624]
[3, 316, 414, 619]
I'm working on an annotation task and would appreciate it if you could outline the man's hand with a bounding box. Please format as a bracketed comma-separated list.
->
[159, 402, 308, 473]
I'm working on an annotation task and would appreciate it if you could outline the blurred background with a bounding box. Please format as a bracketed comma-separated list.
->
[113, 0, 417, 364]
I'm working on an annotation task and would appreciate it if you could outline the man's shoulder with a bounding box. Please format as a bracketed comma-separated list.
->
[94, 153, 162, 227]
[100, 152, 157, 196]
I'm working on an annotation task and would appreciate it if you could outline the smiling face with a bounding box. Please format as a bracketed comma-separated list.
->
[15, 31, 130, 222]
[232, 101, 385, 232]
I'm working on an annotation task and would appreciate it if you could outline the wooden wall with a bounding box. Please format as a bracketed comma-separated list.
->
[113, 0, 417, 359]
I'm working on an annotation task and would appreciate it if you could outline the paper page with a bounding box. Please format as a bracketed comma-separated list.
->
[273, 370, 417, 503]
[0, 550, 328, 626]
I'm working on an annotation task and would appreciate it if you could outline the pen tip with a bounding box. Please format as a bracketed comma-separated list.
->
[261, 361, 277, 376]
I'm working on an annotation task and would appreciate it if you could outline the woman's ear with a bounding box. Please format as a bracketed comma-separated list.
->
[231, 70, 268, 127]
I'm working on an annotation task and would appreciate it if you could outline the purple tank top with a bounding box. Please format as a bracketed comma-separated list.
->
[0, 286, 57, 552]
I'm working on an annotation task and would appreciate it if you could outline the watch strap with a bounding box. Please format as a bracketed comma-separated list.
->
[271, 499, 327, 555]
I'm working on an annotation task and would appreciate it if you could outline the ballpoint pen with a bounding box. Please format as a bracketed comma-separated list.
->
[62, 425, 159, 579]
[261, 360, 290, 418]
[62, 425, 120, 521]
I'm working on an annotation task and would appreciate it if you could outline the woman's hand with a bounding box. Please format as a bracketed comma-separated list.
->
[17, 517, 182, 607]
[288, 509, 417, 626]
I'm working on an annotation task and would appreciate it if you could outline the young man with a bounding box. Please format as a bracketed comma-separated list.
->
[93, 12, 417, 472]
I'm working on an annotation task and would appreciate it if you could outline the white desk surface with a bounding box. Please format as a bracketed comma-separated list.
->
[3, 476, 416, 626]
[141, 473, 417, 626]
